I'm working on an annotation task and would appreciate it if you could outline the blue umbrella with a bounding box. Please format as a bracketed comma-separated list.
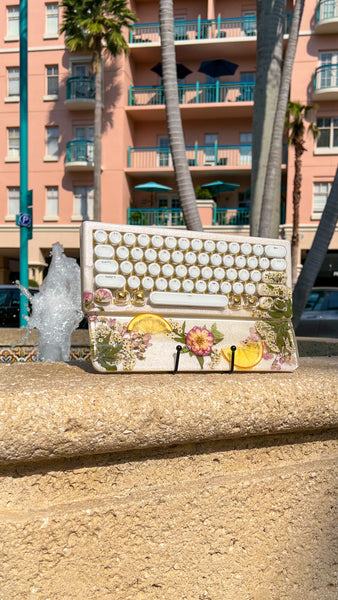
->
[151, 62, 192, 79]
[134, 181, 173, 205]
[201, 181, 239, 194]
[198, 59, 238, 78]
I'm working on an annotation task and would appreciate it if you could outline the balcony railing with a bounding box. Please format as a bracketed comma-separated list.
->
[317, 0, 338, 23]
[66, 140, 94, 165]
[128, 144, 253, 169]
[128, 208, 185, 226]
[66, 77, 95, 101]
[213, 207, 250, 226]
[129, 15, 290, 44]
[129, 81, 255, 106]
[314, 64, 338, 95]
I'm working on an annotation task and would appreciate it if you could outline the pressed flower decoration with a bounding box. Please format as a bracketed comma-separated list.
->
[169, 321, 224, 369]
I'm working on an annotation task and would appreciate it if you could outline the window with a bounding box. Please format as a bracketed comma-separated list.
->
[240, 132, 252, 165]
[242, 11, 256, 36]
[46, 186, 58, 217]
[7, 67, 19, 98]
[45, 126, 59, 159]
[46, 65, 59, 97]
[313, 182, 332, 214]
[157, 135, 171, 167]
[73, 186, 94, 220]
[319, 52, 338, 88]
[317, 117, 338, 151]
[45, 3, 59, 37]
[8, 187, 20, 217]
[7, 6, 19, 39]
[7, 127, 20, 159]
[204, 134, 218, 165]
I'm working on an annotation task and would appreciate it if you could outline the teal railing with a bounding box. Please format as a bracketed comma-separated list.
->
[128, 143, 253, 169]
[128, 208, 185, 226]
[317, 0, 338, 22]
[129, 14, 291, 43]
[314, 64, 338, 91]
[129, 81, 255, 106]
[213, 208, 250, 226]
[66, 140, 94, 164]
[66, 77, 95, 101]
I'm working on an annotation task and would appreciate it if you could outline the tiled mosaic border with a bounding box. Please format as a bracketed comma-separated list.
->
[0, 346, 91, 363]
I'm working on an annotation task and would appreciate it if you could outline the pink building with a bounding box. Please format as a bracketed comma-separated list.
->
[0, 0, 337, 285]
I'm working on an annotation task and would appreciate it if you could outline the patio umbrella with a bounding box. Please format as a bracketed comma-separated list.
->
[201, 181, 240, 195]
[134, 181, 173, 204]
[151, 62, 192, 79]
[198, 59, 238, 78]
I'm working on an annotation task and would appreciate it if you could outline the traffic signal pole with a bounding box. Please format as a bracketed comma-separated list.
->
[19, 0, 29, 326]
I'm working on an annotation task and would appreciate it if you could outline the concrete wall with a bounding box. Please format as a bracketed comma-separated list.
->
[0, 358, 337, 599]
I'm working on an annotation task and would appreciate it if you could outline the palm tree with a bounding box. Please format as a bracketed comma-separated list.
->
[60, 0, 136, 222]
[159, 0, 203, 231]
[285, 101, 318, 287]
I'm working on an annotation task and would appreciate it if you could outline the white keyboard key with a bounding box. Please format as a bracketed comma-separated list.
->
[148, 263, 161, 277]
[245, 282, 256, 295]
[220, 281, 231, 294]
[182, 279, 194, 293]
[95, 259, 118, 274]
[188, 265, 200, 279]
[94, 229, 108, 243]
[172, 250, 184, 264]
[137, 233, 150, 247]
[191, 238, 203, 251]
[158, 249, 170, 263]
[127, 275, 140, 290]
[271, 258, 287, 271]
[214, 267, 225, 280]
[201, 266, 213, 280]
[259, 257, 270, 270]
[116, 246, 129, 260]
[185, 252, 197, 265]
[144, 248, 157, 262]
[208, 280, 219, 294]
[150, 291, 227, 308]
[94, 245, 114, 259]
[223, 255, 234, 267]
[109, 231, 122, 245]
[130, 247, 143, 261]
[252, 244, 264, 256]
[229, 242, 240, 254]
[204, 239, 215, 253]
[123, 232, 136, 246]
[226, 268, 237, 281]
[162, 263, 174, 278]
[151, 235, 164, 248]
[95, 274, 125, 289]
[120, 260, 133, 275]
[164, 236, 177, 250]
[175, 264, 188, 278]
[142, 276, 154, 290]
[197, 252, 209, 266]
[250, 270, 262, 282]
[241, 243, 252, 255]
[246, 256, 258, 269]
[238, 269, 250, 281]
[169, 278, 181, 292]
[210, 254, 222, 267]
[216, 240, 227, 253]
[235, 255, 246, 268]
[195, 280, 207, 293]
[265, 244, 286, 258]
[178, 237, 190, 251]
[155, 277, 168, 291]
[134, 261, 147, 276]
[232, 282, 244, 294]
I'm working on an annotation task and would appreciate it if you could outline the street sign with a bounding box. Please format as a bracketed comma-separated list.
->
[16, 190, 33, 239]
[16, 212, 32, 228]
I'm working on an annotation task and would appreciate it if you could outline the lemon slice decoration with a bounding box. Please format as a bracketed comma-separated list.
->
[127, 313, 172, 334]
[222, 342, 263, 370]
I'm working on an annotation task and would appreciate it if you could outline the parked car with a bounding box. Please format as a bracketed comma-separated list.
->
[295, 287, 338, 338]
[0, 285, 39, 327]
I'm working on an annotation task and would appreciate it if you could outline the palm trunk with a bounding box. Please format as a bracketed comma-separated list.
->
[259, 0, 305, 239]
[291, 143, 303, 287]
[159, 0, 203, 231]
[292, 168, 338, 329]
[93, 44, 102, 222]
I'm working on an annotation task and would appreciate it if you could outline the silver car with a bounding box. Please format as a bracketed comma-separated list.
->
[295, 287, 338, 338]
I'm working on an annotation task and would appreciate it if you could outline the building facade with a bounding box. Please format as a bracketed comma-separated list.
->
[0, 0, 337, 285]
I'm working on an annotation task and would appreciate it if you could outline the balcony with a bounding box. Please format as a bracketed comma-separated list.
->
[313, 64, 338, 100]
[128, 208, 185, 226]
[315, 0, 338, 34]
[128, 144, 253, 170]
[64, 77, 95, 110]
[65, 140, 94, 171]
[129, 81, 255, 106]
[213, 207, 250, 226]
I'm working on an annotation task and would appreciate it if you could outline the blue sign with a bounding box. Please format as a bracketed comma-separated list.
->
[16, 213, 32, 228]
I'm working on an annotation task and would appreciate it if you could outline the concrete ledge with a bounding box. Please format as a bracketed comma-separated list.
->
[1, 357, 337, 466]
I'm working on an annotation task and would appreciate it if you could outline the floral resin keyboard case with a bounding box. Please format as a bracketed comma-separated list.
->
[80, 222, 299, 373]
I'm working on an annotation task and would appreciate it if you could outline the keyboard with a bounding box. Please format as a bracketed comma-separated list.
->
[80, 221, 299, 373]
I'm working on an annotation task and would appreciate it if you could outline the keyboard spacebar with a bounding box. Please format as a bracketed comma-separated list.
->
[149, 291, 227, 308]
